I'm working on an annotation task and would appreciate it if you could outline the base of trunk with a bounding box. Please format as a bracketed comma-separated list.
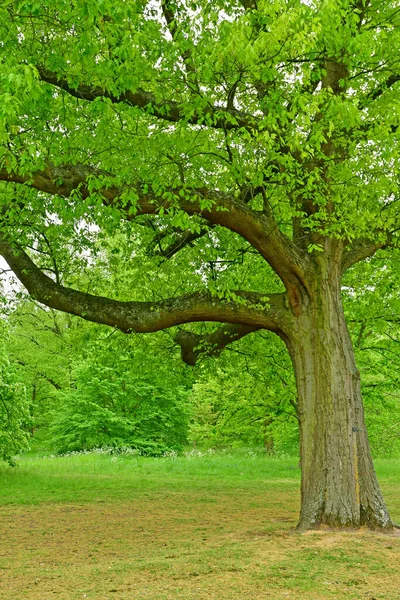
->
[296, 508, 394, 533]
[295, 470, 394, 532]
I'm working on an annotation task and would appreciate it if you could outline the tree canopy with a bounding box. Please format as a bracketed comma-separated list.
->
[0, 0, 398, 337]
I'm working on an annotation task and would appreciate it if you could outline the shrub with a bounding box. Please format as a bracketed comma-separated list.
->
[49, 361, 190, 455]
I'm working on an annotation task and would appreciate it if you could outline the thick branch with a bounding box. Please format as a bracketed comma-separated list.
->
[0, 235, 290, 335]
[238, 0, 257, 9]
[342, 237, 390, 271]
[175, 324, 258, 365]
[0, 163, 311, 298]
[36, 66, 258, 132]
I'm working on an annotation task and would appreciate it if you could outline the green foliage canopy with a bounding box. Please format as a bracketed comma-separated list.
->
[48, 340, 190, 455]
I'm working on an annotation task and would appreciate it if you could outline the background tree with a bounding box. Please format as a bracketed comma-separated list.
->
[0, 324, 30, 465]
[48, 341, 191, 455]
[6, 294, 193, 454]
[0, 0, 399, 530]
[344, 252, 400, 457]
[188, 333, 298, 452]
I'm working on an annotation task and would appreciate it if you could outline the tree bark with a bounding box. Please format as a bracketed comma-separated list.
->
[287, 248, 393, 531]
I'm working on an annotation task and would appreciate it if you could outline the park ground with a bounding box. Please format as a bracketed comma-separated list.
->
[0, 450, 399, 600]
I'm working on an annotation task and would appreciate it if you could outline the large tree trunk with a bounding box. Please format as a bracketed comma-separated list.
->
[287, 252, 393, 532]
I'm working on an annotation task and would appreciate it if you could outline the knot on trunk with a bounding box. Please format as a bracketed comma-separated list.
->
[174, 330, 217, 366]
[175, 324, 258, 365]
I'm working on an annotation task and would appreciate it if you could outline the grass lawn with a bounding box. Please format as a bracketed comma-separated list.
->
[0, 450, 399, 599]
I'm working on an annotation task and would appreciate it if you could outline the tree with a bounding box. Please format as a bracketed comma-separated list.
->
[6, 296, 193, 452]
[0, 326, 30, 465]
[48, 342, 190, 455]
[0, 0, 399, 530]
[188, 332, 298, 452]
[343, 253, 400, 457]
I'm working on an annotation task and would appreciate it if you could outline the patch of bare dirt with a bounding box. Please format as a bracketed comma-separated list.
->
[0, 492, 399, 599]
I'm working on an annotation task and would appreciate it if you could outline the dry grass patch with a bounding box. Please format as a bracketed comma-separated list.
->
[0, 480, 399, 600]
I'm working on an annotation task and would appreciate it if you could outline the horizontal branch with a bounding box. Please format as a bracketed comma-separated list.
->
[0, 163, 311, 296]
[0, 235, 290, 335]
[342, 237, 391, 271]
[37, 66, 258, 132]
[175, 324, 258, 365]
